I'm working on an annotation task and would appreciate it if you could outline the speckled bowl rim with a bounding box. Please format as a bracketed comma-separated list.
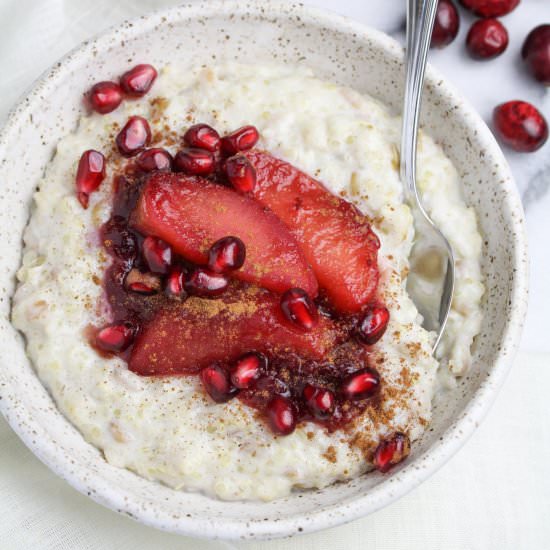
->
[0, 0, 528, 541]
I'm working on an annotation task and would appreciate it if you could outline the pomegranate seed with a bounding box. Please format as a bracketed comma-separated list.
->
[493, 101, 548, 152]
[303, 384, 335, 419]
[96, 322, 135, 353]
[280, 288, 319, 331]
[459, 0, 519, 17]
[126, 282, 154, 294]
[356, 305, 390, 345]
[165, 266, 186, 298]
[230, 352, 266, 389]
[119, 64, 157, 97]
[466, 19, 508, 59]
[183, 123, 221, 152]
[522, 25, 550, 85]
[208, 236, 246, 273]
[142, 236, 172, 274]
[373, 433, 411, 473]
[75, 150, 106, 208]
[136, 148, 173, 172]
[221, 125, 260, 155]
[185, 268, 229, 297]
[88, 81, 123, 114]
[266, 395, 297, 436]
[341, 368, 380, 401]
[116, 116, 152, 157]
[200, 364, 237, 403]
[224, 155, 257, 192]
[174, 147, 215, 175]
[431, 0, 460, 49]
[357, 306, 390, 346]
[124, 268, 160, 295]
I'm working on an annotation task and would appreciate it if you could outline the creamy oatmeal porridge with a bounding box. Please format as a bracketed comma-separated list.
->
[12, 63, 484, 501]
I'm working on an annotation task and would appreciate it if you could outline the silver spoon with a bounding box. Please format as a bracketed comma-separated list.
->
[400, 0, 455, 353]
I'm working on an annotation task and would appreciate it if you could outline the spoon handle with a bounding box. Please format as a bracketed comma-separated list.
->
[400, 0, 438, 206]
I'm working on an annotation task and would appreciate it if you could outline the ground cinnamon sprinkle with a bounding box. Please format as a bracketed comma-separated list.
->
[149, 96, 169, 114]
[349, 431, 376, 461]
[322, 446, 337, 463]
[406, 341, 422, 359]
[152, 131, 165, 144]
[398, 366, 416, 387]
[182, 291, 259, 320]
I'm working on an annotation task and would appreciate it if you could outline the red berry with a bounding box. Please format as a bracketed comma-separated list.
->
[356, 305, 390, 345]
[124, 269, 160, 295]
[116, 116, 152, 157]
[185, 268, 229, 297]
[136, 148, 173, 172]
[373, 433, 411, 473]
[142, 236, 172, 274]
[221, 125, 260, 155]
[303, 384, 335, 419]
[266, 395, 297, 435]
[200, 364, 237, 403]
[208, 236, 246, 273]
[96, 322, 135, 353]
[466, 18, 508, 59]
[280, 288, 319, 331]
[75, 150, 106, 208]
[183, 123, 221, 152]
[88, 81, 123, 114]
[431, 0, 460, 49]
[224, 155, 257, 192]
[522, 25, 550, 85]
[126, 282, 156, 295]
[459, 0, 519, 17]
[341, 368, 380, 400]
[230, 352, 266, 389]
[120, 64, 157, 97]
[493, 100, 548, 152]
[174, 147, 215, 175]
[165, 266, 186, 298]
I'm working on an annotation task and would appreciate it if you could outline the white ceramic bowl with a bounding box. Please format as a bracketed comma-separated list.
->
[0, 0, 528, 541]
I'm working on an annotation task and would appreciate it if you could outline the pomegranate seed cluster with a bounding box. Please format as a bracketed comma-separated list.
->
[429, 1, 548, 153]
[88, 64, 158, 114]
[78, 65, 409, 473]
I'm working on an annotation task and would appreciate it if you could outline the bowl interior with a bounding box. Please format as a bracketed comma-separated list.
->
[0, 1, 527, 540]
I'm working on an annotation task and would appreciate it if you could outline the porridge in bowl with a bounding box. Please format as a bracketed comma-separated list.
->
[12, 63, 484, 501]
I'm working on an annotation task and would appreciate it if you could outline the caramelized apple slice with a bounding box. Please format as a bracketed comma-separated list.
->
[128, 285, 342, 376]
[244, 151, 380, 313]
[131, 172, 318, 296]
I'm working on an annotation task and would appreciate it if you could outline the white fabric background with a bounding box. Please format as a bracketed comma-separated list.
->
[1, 1, 549, 549]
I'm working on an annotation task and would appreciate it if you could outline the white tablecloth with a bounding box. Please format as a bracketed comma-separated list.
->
[1, 1, 549, 548]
